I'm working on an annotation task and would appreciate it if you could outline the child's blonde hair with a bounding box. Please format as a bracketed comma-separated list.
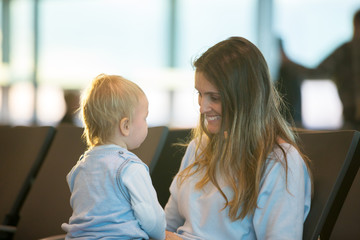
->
[81, 73, 145, 148]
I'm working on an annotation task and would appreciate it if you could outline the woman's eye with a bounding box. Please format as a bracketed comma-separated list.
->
[210, 95, 220, 101]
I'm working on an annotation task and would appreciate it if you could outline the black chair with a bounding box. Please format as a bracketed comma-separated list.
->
[151, 128, 192, 207]
[11, 125, 86, 240]
[8, 125, 169, 240]
[0, 126, 56, 239]
[133, 126, 169, 173]
[330, 168, 360, 239]
[298, 130, 360, 240]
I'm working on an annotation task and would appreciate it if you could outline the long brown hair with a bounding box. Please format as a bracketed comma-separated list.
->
[177, 37, 311, 221]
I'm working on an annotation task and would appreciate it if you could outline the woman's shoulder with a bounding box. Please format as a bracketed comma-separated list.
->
[272, 142, 301, 158]
[270, 142, 306, 171]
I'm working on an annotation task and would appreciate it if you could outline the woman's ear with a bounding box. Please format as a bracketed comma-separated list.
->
[119, 117, 130, 136]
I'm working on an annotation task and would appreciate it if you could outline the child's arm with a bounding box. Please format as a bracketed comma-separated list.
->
[122, 162, 166, 240]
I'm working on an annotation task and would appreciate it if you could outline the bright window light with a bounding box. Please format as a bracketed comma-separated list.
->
[301, 80, 343, 129]
[9, 82, 34, 125]
[37, 85, 66, 125]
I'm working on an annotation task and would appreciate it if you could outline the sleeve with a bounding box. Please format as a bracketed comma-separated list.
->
[252, 147, 312, 240]
[164, 188, 184, 232]
[122, 162, 166, 240]
[164, 141, 196, 232]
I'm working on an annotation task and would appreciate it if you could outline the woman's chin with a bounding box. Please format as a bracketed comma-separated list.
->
[206, 124, 220, 134]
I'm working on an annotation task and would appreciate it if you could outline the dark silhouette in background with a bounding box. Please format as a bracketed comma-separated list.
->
[276, 38, 303, 128]
[281, 9, 360, 130]
[59, 90, 80, 126]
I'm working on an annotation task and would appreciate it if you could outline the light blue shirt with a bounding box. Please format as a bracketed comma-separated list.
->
[62, 144, 166, 240]
[165, 140, 311, 240]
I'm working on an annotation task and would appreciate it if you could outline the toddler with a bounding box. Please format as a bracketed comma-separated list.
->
[62, 74, 166, 239]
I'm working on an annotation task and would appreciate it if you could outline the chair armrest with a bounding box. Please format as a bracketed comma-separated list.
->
[38, 234, 66, 240]
[0, 224, 17, 233]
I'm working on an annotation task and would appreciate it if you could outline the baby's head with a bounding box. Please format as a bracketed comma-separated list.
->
[81, 74, 148, 149]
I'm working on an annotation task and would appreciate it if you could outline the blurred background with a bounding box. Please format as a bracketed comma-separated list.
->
[0, 0, 359, 129]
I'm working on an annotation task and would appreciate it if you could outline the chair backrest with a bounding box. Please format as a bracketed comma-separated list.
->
[0, 126, 56, 228]
[330, 167, 360, 239]
[151, 128, 192, 207]
[298, 130, 360, 240]
[13, 125, 86, 240]
[12, 125, 169, 240]
[132, 126, 169, 173]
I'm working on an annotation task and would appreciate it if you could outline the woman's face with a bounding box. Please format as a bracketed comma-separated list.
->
[195, 71, 222, 134]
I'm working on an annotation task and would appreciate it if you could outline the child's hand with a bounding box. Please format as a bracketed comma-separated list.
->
[165, 230, 182, 240]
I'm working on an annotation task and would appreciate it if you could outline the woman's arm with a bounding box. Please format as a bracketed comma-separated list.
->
[253, 145, 312, 240]
[164, 188, 184, 232]
[164, 140, 197, 232]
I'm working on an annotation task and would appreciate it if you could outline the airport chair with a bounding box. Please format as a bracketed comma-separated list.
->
[10, 125, 86, 240]
[133, 126, 169, 173]
[7, 125, 168, 240]
[329, 165, 360, 239]
[0, 126, 56, 239]
[298, 130, 360, 240]
[151, 128, 192, 207]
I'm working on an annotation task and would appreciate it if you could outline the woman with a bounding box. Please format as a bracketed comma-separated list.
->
[164, 37, 312, 239]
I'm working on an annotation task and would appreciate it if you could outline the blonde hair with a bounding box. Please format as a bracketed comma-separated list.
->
[81, 73, 145, 148]
[178, 37, 312, 221]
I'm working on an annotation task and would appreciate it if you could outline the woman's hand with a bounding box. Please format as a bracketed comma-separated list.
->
[165, 230, 183, 240]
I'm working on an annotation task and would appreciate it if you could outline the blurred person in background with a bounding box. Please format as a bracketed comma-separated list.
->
[276, 38, 303, 128]
[281, 9, 360, 130]
[59, 89, 81, 126]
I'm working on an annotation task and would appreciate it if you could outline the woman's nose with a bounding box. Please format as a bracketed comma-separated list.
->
[199, 98, 210, 113]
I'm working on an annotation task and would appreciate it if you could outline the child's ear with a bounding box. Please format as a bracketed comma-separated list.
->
[119, 117, 130, 136]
